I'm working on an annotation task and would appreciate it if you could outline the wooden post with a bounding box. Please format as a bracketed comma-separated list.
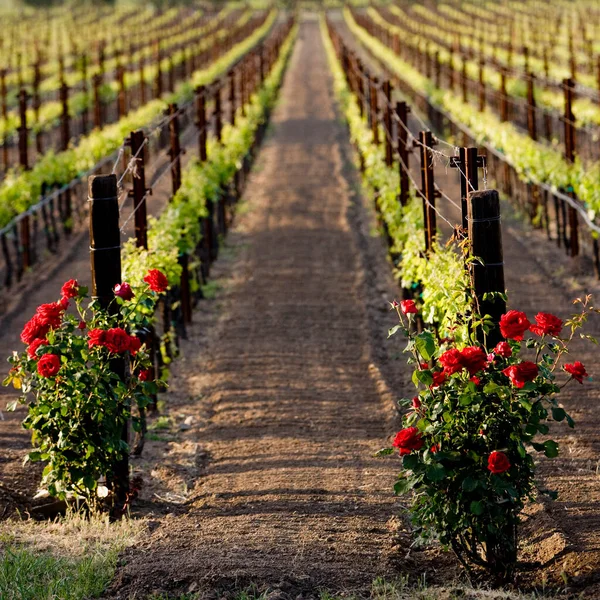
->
[80, 53, 89, 134]
[139, 55, 146, 105]
[117, 63, 126, 118]
[563, 77, 579, 257]
[383, 80, 392, 166]
[396, 101, 410, 206]
[468, 189, 506, 347]
[526, 72, 537, 141]
[167, 104, 182, 195]
[448, 48, 455, 92]
[419, 131, 436, 251]
[1, 69, 8, 171]
[461, 57, 468, 103]
[195, 86, 207, 161]
[60, 81, 70, 151]
[500, 69, 508, 122]
[214, 84, 222, 143]
[229, 70, 236, 126]
[127, 130, 148, 250]
[88, 174, 128, 506]
[357, 60, 364, 117]
[434, 51, 440, 88]
[33, 61, 42, 154]
[93, 73, 102, 129]
[17, 89, 29, 170]
[478, 59, 486, 112]
[154, 40, 162, 98]
[370, 76, 379, 145]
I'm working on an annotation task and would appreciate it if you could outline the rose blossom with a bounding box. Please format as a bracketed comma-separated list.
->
[143, 269, 169, 293]
[88, 329, 108, 348]
[564, 361, 588, 384]
[502, 361, 538, 388]
[114, 282, 134, 301]
[439, 348, 463, 375]
[499, 310, 531, 341]
[36, 302, 65, 329]
[21, 314, 50, 345]
[61, 279, 79, 299]
[431, 371, 447, 388]
[411, 396, 421, 409]
[487, 451, 511, 474]
[460, 346, 488, 376]
[138, 369, 153, 382]
[392, 427, 424, 455]
[27, 338, 49, 360]
[400, 299, 418, 314]
[37, 354, 61, 378]
[530, 312, 563, 337]
[470, 376, 481, 386]
[493, 341, 512, 358]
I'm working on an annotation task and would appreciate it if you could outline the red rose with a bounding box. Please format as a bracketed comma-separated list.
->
[460, 346, 487, 376]
[36, 302, 65, 329]
[114, 282, 134, 301]
[128, 335, 142, 356]
[431, 371, 447, 388]
[392, 426, 424, 455]
[487, 450, 511, 474]
[430, 444, 439, 453]
[502, 361, 538, 388]
[439, 349, 463, 375]
[564, 361, 588, 384]
[21, 314, 50, 345]
[144, 269, 168, 293]
[78, 321, 86, 330]
[419, 362, 429, 370]
[499, 310, 530, 341]
[88, 329, 108, 348]
[61, 279, 79, 299]
[411, 396, 421, 409]
[104, 328, 132, 354]
[37, 354, 61, 378]
[493, 341, 512, 358]
[530, 312, 563, 337]
[400, 299, 418, 314]
[27, 338, 49, 360]
[138, 368, 153, 382]
[470, 376, 481, 386]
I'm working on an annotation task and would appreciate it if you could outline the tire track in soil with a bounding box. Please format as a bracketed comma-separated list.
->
[105, 16, 450, 599]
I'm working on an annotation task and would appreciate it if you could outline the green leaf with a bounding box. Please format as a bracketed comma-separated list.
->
[415, 331, 436, 361]
[388, 324, 402, 338]
[425, 463, 446, 482]
[470, 500, 485, 515]
[544, 440, 559, 458]
[459, 393, 474, 406]
[394, 477, 416, 495]
[402, 454, 419, 471]
[375, 447, 395, 457]
[415, 369, 433, 387]
[551, 407, 566, 422]
[461, 477, 478, 492]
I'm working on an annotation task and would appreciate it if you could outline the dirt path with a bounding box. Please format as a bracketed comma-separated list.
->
[105, 17, 425, 599]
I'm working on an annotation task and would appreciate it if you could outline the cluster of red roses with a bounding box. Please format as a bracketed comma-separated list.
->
[392, 304, 590, 476]
[88, 327, 141, 355]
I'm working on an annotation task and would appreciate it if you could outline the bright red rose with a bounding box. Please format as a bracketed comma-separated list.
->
[493, 341, 512, 358]
[430, 444, 439, 453]
[487, 451, 511, 474]
[128, 335, 142, 356]
[61, 279, 79, 299]
[431, 371, 447, 388]
[144, 269, 169, 293]
[419, 362, 429, 370]
[460, 346, 487, 376]
[27, 338, 49, 360]
[21, 314, 50, 345]
[88, 329, 108, 348]
[411, 396, 421, 409]
[138, 368, 153, 382]
[400, 299, 418, 315]
[470, 376, 481, 386]
[564, 361, 588, 384]
[392, 426, 424, 455]
[37, 354, 61, 378]
[530, 312, 563, 337]
[36, 302, 65, 329]
[114, 282, 134, 301]
[502, 361, 538, 388]
[499, 310, 531, 341]
[439, 348, 463, 375]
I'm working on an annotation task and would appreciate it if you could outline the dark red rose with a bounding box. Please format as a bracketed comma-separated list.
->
[460, 346, 488, 376]
[36, 302, 65, 329]
[128, 335, 142, 356]
[530, 312, 563, 337]
[487, 451, 511, 474]
[104, 328, 132, 354]
[400, 299, 418, 314]
[499, 310, 531, 341]
[143, 269, 169, 293]
[564, 361, 588, 384]
[411, 396, 421, 409]
[37, 354, 61, 378]
[138, 368, 153, 382]
[431, 371, 447, 388]
[21, 314, 50, 345]
[114, 282, 134, 301]
[88, 329, 108, 348]
[78, 321, 86, 330]
[392, 426, 424, 455]
[439, 348, 463, 375]
[493, 341, 512, 358]
[502, 361, 538, 388]
[61, 279, 79, 299]
[27, 338, 49, 360]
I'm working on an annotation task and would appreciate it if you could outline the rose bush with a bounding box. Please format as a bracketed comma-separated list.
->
[4, 271, 168, 503]
[381, 295, 597, 581]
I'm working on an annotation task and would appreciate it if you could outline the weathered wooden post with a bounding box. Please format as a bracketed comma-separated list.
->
[167, 104, 182, 195]
[563, 77, 579, 256]
[154, 40, 162, 98]
[468, 189, 506, 346]
[419, 131, 437, 251]
[126, 130, 148, 250]
[33, 60, 42, 154]
[60, 81, 70, 151]
[500, 68, 509, 122]
[214, 84, 222, 143]
[93, 73, 103, 129]
[229, 70, 236, 126]
[383, 80, 392, 166]
[139, 55, 146, 106]
[117, 63, 127, 118]
[396, 101, 410, 206]
[370, 76, 379, 145]
[526, 72, 537, 141]
[1, 69, 7, 171]
[17, 89, 29, 170]
[88, 173, 129, 506]
[195, 85, 207, 161]
[478, 59, 486, 112]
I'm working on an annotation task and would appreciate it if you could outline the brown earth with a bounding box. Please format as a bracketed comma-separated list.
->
[3, 12, 600, 600]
